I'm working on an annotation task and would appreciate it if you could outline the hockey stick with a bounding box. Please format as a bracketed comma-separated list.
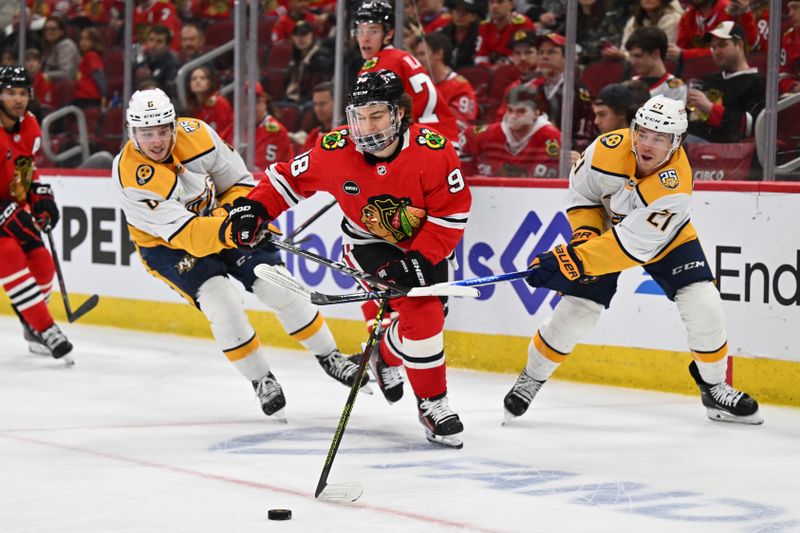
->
[420, 269, 535, 291]
[283, 199, 337, 246]
[45, 230, 99, 323]
[253, 264, 479, 305]
[315, 298, 389, 502]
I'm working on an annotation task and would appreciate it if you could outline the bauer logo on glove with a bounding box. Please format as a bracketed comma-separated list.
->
[526, 243, 594, 293]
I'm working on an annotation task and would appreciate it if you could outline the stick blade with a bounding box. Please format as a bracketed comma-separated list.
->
[67, 294, 99, 323]
[253, 264, 312, 300]
[316, 482, 364, 503]
[406, 284, 481, 298]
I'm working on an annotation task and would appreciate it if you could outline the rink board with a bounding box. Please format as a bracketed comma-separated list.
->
[1, 173, 798, 405]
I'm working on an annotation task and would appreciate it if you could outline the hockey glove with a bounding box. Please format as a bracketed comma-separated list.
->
[0, 200, 44, 251]
[377, 250, 436, 288]
[28, 182, 59, 231]
[526, 243, 596, 293]
[223, 197, 280, 248]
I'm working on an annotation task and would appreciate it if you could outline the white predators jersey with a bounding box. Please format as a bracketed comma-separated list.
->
[567, 129, 697, 276]
[113, 118, 253, 257]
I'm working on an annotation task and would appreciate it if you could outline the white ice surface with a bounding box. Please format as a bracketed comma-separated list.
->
[1, 316, 798, 533]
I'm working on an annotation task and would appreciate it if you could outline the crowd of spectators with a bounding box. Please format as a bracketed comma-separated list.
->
[0, 0, 797, 180]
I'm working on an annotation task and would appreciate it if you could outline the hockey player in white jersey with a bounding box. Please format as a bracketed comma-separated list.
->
[505, 95, 762, 425]
[113, 89, 369, 420]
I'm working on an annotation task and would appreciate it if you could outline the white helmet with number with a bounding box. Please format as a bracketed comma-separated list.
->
[630, 94, 688, 167]
[126, 88, 177, 155]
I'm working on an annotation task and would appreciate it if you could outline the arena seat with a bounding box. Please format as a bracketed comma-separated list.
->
[686, 141, 756, 181]
[580, 58, 626, 96]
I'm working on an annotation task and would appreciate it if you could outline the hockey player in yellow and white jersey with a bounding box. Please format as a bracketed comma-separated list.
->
[504, 95, 763, 425]
[113, 89, 369, 420]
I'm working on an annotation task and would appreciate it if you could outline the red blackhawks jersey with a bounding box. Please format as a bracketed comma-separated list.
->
[437, 71, 477, 149]
[461, 117, 561, 178]
[250, 124, 471, 264]
[677, 0, 757, 60]
[1, 112, 42, 204]
[475, 14, 535, 65]
[781, 26, 800, 94]
[134, 0, 181, 51]
[359, 48, 459, 144]
[221, 114, 294, 170]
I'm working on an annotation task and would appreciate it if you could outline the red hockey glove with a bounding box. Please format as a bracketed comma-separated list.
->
[377, 250, 436, 288]
[28, 182, 59, 231]
[222, 197, 281, 248]
[0, 200, 44, 251]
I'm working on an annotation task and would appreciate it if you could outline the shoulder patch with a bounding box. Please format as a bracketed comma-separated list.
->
[578, 87, 591, 102]
[600, 133, 623, 148]
[177, 118, 202, 133]
[658, 168, 680, 189]
[545, 138, 560, 158]
[362, 57, 379, 70]
[416, 128, 446, 150]
[136, 164, 155, 185]
[321, 129, 349, 150]
[511, 14, 526, 24]
[472, 124, 488, 134]
[265, 120, 280, 133]
[667, 78, 684, 88]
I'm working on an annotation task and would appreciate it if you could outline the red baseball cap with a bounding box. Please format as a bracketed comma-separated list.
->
[536, 33, 566, 48]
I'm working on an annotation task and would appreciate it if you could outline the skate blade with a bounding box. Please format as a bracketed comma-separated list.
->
[424, 429, 463, 449]
[360, 383, 373, 395]
[28, 342, 51, 356]
[61, 355, 76, 367]
[706, 408, 764, 425]
[269, 408, 288, 424]
[501, 409, 518, 426]
[316, 482, 364, 503]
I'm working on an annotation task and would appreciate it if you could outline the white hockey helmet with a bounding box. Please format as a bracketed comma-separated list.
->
[630, 95, 688, 168]
[126, 88, 177, 156]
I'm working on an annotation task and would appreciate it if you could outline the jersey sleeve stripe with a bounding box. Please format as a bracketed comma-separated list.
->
[180, 146, 215, 165]
[428, 213, 469, 229]
[266, 165, 302, 206]
[612, 226, 646, 264]
[167, 213, 198, 242]
[590, 166, 629, 180]
[566, 204, 604, 212]
[635, 186, 649, 207]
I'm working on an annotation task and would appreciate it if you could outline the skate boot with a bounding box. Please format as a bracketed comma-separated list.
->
[688, 361, 763, 425]
[503, 370, 546, 424]
[21, 319, 50, 356]
[316, 350, 372, 393]
[368, 344, 404, 404]
[38, 324, 74, 362]
[417, 393, 464, 448]
[252, 372, 287, 422]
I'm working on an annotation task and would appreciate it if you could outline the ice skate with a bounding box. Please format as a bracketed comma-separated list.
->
[316, 350, 372, 394]
[688, 361, 763, 425]
[33, 324, 75, 365]
[368, 343, 404, 404]
[502, 370, 546, 425]
[417, 393, 464, 448]
[252, 372, 287, 422]
[20, 319, 51, 356]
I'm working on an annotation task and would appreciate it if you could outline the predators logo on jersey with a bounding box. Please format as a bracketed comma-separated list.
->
[136, 164, 155, 185]
[600, 133, 623, 149]
[360, 195, 427, 244]
[321, 129, 349, 150]
[416, 128, 446, 150]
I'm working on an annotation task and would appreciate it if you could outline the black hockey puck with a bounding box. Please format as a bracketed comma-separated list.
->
[267, 508, 292, 521]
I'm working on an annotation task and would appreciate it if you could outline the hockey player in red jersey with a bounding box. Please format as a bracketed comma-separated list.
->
[462, 86, 561, 178]
[227, 70, 472, 448]
[354, 0, 459, 145]
[0, 66, 72, 361]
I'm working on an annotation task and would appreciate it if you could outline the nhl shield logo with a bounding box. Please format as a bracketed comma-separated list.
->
[377, 165, 387, 175]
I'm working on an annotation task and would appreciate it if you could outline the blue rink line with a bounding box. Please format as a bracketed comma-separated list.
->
[211, 429, 798, 532]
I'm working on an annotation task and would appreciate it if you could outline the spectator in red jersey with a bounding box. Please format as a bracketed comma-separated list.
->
[285, 21, 333, 104]
[74, 28, 105, 109]
[40, 16, 79, 84]
[271, 0, 317, 44]
[297, 81, 335, 152]
[474, 0, 535, 67]
[133, 24, 179, 98]
[780, 0, 800, 95]
[186, 65, 232, 134]
[178, 21, 206, 65]
[438, 0, 486, 69]
[133, 0, 181, 52]
[416, 0, 451, 33]
[24, 48, 53, 115]
[413, 32, 477, 151]
[667, 0, 757, 62]
[186, 0, 233, 20]
[462, 85, 561, 178]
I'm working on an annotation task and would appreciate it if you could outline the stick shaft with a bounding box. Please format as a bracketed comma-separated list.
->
[45, 230, 73, 315]
[315, 299, 389, 498]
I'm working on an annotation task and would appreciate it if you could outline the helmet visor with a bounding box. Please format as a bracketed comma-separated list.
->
[345, 101, 399, 153]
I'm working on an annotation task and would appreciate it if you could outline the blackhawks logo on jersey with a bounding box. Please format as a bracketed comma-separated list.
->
[416, 128, 446, 150]
[321, 129, 349, 150]
[360, 195, 427, 243]
[545, 139, 560, 158]
[12, 156, 34, 197]
[361, 57, 379, 70]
